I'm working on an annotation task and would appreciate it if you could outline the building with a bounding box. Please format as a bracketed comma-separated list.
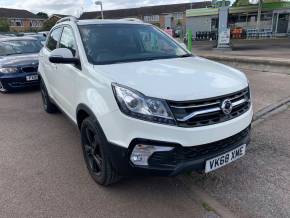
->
[42, 14, 69, 31]
[45, 14, 69, 24]
[80, 2, 211, 34]
[0, 8, 44, 32]
[42, 14, 71, 31]
[186, 1, 290, 39]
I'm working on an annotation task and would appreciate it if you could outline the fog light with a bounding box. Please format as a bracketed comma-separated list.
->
[130, 144, 174, 166]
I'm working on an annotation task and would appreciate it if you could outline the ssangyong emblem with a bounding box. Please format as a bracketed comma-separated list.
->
[221, 99, 233, 115]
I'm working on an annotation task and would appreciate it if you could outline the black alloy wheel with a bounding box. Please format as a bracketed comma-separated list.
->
[40, 79, 57, 113]
[81, 117, 120, 186]
[82, 124, 103, 176]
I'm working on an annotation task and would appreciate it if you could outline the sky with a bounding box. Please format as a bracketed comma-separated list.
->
[0, 0, 206, 16]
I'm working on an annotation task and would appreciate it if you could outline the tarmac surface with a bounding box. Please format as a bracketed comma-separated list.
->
[0, 67, 289, 217]
[0, 91, 211, 218]
[191, 107, 290, 218]
[192, 39, 290, 60]
[245, 70, 290, 113]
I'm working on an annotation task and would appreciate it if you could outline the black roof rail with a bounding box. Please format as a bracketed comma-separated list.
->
[56, 16, 78, 24]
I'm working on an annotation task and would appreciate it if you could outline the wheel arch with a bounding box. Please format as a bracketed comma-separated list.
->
[76, 103, 96, 129]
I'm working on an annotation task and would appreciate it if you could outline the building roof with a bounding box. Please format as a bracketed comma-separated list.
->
[186, 1, 290, 17]
[0, 7, 39, 19]
[80, 2, 212, 19]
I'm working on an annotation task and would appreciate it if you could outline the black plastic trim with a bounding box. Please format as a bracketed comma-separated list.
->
[106, 125, 251, 176]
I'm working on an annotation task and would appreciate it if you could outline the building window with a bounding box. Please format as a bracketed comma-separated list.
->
[30, 20, 38, 27]
[15, 20, 23, 27]
[9, 20, 15, 26]
[9, 19, 23, 27]
[29, 20, 43, 28]
[144, 15, 160, 23]
[261, 13, 272, 21]
[173, 12, 184, 20]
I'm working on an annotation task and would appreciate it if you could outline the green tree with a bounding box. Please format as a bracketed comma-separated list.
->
[42, 19, 57, 31]
[0, 18, 9, 32]
[36, 12, 49, 19]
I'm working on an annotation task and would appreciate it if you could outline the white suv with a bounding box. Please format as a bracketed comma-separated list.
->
[39, 17, 253, 186]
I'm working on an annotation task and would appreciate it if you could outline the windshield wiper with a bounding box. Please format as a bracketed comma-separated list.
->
[178, 54, 193, 58]
[96, 55, 191, 65]
[97, 56, 174, 65]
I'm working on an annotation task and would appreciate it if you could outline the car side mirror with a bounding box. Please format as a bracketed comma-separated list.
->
[49, 48, 79, 64]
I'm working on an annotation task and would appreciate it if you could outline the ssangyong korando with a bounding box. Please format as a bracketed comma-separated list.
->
[38, 17, 253, 186]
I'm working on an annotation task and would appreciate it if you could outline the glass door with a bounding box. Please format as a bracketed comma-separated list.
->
[277, 14, 289, 33]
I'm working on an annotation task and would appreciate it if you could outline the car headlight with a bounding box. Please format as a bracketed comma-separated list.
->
[112, 83, 176, 125]
[0, 67, 19, 74]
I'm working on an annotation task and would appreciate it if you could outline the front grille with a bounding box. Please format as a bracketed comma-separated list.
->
[148, 126, 250, 168]
[9, 81, 39, 88]
[167, 88, 251, 128]
[21, 66, 38, 73]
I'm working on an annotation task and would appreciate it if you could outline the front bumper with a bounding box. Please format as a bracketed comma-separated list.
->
[100, 105, 253, 148]
[106, 126, 251, 176]
[0, 73, 40, 91]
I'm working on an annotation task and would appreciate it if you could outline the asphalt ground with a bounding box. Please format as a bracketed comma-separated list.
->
[245, 70, 290, 113]
[0, 91, 208, 218]
[192, 39, 290, 60]
[0, 68, 289, 217]
[190, 106, 290, 218]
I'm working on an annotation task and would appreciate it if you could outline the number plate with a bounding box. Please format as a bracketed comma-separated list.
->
[205, 144, 246, 173]
[26, 75, 39, 81]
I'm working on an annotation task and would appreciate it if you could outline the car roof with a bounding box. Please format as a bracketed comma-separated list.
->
[0, 36, 37, 42]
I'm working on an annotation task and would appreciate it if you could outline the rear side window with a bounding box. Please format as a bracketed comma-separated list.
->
[46, 27, 62, 51]
[59, 26, 77, 56]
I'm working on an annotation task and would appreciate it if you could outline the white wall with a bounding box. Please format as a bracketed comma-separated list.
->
[186, 16, 213, 38]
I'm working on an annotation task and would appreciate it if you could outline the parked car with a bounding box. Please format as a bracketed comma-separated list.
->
[0, 37, 42, 92]
[0, 33, 15, 38]
[39, 17, 253, 186]
[29, 35, 46, 45]
[38, 31, 49, 38]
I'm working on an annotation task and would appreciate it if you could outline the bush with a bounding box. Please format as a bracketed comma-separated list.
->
[0, 18, 9, 32]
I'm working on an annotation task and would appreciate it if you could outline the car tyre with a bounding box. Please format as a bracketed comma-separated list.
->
[81, 117, 121, 186]
[40, 79, 58, 113]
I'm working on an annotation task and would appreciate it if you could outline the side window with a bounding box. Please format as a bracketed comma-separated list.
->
[46, 27, 62, 51]
[59, 26, 77, 57]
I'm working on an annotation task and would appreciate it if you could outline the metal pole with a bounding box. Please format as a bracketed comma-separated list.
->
[256, 0, 262, 32]
[187, 30, 192, 51]
[275, 12, 279, 36]
[100, 3, 104, 19]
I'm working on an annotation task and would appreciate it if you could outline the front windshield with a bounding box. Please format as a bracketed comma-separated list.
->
[0, 40, 42, 56]
[78, 24, 190, 65]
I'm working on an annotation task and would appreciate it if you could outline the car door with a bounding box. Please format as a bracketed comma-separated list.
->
[40, 26, 63, 98]
[53, 25, 79, 117]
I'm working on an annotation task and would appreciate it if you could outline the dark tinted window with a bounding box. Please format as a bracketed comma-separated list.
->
[78, 24, 189, 65]
[0, 40, 42, 56]
[59, 26, 77, 56]
[46, 27, 62, 51]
